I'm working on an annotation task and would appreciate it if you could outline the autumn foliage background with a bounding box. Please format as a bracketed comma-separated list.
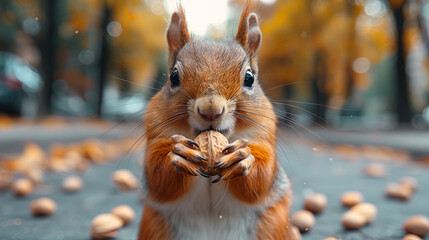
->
[0, 0, 428, 130]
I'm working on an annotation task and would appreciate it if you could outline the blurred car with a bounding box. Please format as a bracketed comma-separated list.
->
[0, 51, 41, 116]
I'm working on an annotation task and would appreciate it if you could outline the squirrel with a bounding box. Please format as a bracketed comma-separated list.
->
[138, 2, 294, 240]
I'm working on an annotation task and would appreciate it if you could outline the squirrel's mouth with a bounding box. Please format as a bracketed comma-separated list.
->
[196, 127, 229, 135]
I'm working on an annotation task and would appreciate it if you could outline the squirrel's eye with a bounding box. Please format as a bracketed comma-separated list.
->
[243, 70, 254, 88]
[170, 69, 180, 88]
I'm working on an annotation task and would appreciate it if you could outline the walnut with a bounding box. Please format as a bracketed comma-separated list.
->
[194, 131, 228, 175]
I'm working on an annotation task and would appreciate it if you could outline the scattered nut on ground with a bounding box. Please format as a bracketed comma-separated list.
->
[30, 197, 57, 216]
[291, 210, 315, 232]
[111, 205, 135, 225]
[62, 176, 84, 193]
[23, 168, 44, 184]
[90, 213, 123, 239]
[402, 234, 423, 240]
[340, 191, 363, 207]
[111, 169, 138, 191]
[290, 225, 301, 240]
[403, 215, 429, 237]
[350, 202, 377, 223]
[11, 178, 33, 197]
[0, 170, 14, 190]
[323, 238, 339, 240]
[303, 193, 328, 214]
[341, 211, 366, 230]
[399, 176, 418, 192]
[385, 182, 412, 201]
[363, 163, 386, 178]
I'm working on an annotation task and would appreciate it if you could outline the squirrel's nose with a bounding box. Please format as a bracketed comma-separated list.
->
[198, 107, 224, 121]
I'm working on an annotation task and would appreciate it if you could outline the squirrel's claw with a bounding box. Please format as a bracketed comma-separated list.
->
[222, 139, 248, 154]
[172, 134, 200, 150]
[212, 175, 223, 183]
[169, 151, 199, 176]
[173, 143, 206, 163]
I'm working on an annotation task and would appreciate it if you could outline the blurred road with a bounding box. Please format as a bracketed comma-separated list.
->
[0, 124, 428, 240]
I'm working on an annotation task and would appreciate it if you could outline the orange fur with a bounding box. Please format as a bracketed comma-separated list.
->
[227, 142, 277, 204]
[144, 138, 195, 203]
[256, 192, 294, 240]
[138, 205, 172, 239]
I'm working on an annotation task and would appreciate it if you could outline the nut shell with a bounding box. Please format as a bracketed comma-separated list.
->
[340, 191, 363, 207]
[350, 202, 377, 223]
[385, 182, 412, 201]
[291, 210, 315, 232]
[399, 177, 418, 192]
[112, 169, 138, 191]
[62, 176, 84, 193]
[91, 213, 123, 239]
[194, 130, 228, 174]
[403, 215, 429, 237]
[303, 193, 327, 214]
[402, 234, 423, 240]
[111, 205, 135, 225]
[363, 163, 386, 178]
[12, 178, 33, 197]
[341, 211, 366, 230]
[30, 197, 57, 216]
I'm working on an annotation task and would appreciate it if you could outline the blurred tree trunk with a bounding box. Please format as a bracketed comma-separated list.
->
[344, 2, 358, 99]
[391, 2, 413, 123]
[312, 52, 328, 124]
[307, 0, 328, 125]
[417, 6, 429, 59]
[39, 0, 58, 115]
[96, 3, 111, 118]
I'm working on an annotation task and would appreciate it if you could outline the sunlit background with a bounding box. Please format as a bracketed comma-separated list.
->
[0, 0, 429, 129]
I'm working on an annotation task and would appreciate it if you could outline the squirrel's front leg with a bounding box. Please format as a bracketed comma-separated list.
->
[145, 135, 207, 203]
[213, 139, 277, 204]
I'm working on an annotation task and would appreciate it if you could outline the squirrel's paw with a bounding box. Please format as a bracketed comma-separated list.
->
[212, 139, 254, 183]
[169, 134, 209, 178]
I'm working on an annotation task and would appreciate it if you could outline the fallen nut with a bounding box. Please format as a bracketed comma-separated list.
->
[30, 197, 57, 216]
[340, 191, 363, 207]
[112, 169, 138, 191]
[291, 210, 315, 232]
[399, 177, 418, 192]
[385, 182, 412, 201]
[111, 205, 135, 225]
[62, 176, 84, 193]
[11, 178, 33, 197]
[323, 238, 339, 240]
[91, 213, 123, 239]
[363, 163, 386, 178]
[0, 170, 14, 190]
[402, 234, 423, 240]
[350, 202, 377, 223]
[194, 130, 229, 174]
[23, 168, 44, 184]
[303, 193, 327, 214]
[290, 225, 301, 240]
[403, 215, 429, 237]
[341, 211, 366, 230]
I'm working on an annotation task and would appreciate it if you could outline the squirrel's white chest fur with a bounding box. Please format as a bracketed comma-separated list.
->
[142, 163, 289, 240]
[149, 177, 260, 240]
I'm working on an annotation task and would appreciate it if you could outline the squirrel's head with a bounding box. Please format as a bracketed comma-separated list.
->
[163, 3, 268, 136]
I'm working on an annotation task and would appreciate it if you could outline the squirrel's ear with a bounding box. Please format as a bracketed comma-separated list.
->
[235, 9, 262, 56]
[167, 7, 190, 54]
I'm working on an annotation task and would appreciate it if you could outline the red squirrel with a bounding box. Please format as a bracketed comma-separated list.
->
[138, 2, 294, 239]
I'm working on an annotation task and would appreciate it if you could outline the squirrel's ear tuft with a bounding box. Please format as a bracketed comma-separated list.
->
[235, 3, 262, 57]
[167, 6, 190, 54]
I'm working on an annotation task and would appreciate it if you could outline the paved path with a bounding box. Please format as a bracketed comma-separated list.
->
[0, 125, 428, 240]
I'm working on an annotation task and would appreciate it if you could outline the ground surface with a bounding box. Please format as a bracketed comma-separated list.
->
[0, 124, 428, 240]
